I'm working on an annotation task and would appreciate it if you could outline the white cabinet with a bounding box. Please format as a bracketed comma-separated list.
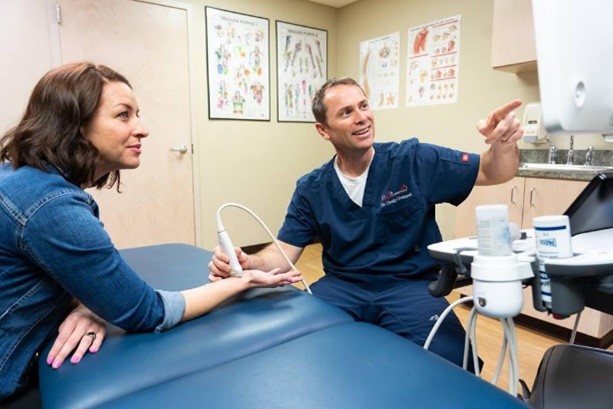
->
[491, 0, 537, 72]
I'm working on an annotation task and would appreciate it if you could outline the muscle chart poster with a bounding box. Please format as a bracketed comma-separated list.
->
[406, 15, 461, 107]
[276, 21, 327, 122]
[205, 7, 270, 120]
[359, 32, 400, 111]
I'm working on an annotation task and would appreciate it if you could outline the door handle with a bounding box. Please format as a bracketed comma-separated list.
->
[169, 144, 188, 154]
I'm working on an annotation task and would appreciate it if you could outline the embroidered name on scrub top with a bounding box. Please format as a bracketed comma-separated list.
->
[380, 185, 413, 208]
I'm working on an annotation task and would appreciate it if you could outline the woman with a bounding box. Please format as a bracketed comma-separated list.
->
[0, 62, 301, 402]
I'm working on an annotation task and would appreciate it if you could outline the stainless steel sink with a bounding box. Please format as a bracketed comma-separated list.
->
[520, 163, 613, 172]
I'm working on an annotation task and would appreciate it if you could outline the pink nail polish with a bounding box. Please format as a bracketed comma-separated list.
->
[52, 361, 60, 369]
[47, 356, 53, 365]
[71, 356, 81, 364]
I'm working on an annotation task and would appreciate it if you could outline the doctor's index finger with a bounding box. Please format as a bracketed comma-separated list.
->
[490, 99, 522, 123]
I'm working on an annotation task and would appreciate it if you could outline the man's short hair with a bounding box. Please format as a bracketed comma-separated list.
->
[311, 77, 365, 125]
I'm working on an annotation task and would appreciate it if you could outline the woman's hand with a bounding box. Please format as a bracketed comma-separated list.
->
[181, 267, 303, 322]
[46, 303, 106, 369]
[243, 268, 303, 288]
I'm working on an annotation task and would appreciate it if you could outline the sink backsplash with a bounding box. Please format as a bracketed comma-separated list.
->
[520, 149, 613, 167]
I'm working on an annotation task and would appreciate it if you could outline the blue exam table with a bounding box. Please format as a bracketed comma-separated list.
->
[38, 243, 528, 408]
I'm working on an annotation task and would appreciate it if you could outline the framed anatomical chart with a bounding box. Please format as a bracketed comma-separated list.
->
[206, 7, 270, 120]
[276, 21, 327, 122]
[406, 15, 461, 107]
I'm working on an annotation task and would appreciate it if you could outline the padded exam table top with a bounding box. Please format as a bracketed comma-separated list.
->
[38, 244, 528, 408]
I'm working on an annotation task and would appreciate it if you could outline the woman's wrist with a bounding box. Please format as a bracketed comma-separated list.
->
[237, 274, 254, 290]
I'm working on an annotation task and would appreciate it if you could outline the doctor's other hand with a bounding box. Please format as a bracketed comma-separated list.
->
[477, 99, 523, 145]
[208, 244, 250, 282]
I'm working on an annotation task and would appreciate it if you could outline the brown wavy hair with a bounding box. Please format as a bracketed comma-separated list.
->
[0, 62, 132, 189]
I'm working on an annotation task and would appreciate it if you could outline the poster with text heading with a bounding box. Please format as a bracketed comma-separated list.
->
[276, 21, 327, 122]
[206, 7, 270, 120]
[406, 15, 460, 107]
[359, 32, 400, 111]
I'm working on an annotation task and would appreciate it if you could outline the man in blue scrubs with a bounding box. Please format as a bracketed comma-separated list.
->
[209, 77, 523, 369]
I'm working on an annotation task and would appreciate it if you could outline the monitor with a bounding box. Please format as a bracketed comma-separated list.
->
[532, 0, 613, 135]
[565, 172, 613, 236]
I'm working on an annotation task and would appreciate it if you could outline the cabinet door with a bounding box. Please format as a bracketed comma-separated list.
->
[491, 0, 537, 71]
[521, 178, 588, 229]
[455, 177, 525, 238]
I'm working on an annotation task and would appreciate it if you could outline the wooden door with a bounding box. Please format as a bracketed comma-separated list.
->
[57, 0, 196, 248]
[455, 177, 526, 238]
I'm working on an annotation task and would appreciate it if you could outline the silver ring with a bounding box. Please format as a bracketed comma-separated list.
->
[85, 331, 96, 341]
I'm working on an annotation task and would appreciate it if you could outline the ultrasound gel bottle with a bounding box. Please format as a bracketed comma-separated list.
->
[533, 215, 573, 310]
[475, 204, 512, 256]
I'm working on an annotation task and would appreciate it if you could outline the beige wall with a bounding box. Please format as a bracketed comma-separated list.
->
[178, 0, 339, 249]
[335, 0, 609, 239]
[4, 0, 610, 249]
[0, 0, 341, 250]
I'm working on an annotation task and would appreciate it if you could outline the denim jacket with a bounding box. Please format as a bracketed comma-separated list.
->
[0, 163, 185, 399]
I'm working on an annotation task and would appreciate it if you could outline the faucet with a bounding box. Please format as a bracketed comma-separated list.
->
[548, 143, 557, 164]
[585, 146, 594, 166]
[566, 134, 574, 165]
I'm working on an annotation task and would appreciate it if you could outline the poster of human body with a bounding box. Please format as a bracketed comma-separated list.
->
[276, 21, 327, 122]
[359, 32, 400, 110]
[406, 15, 461, 107]
[206, 7, 270, 120]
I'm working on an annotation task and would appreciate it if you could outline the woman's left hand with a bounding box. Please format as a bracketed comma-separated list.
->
[46, 303, 106, 369]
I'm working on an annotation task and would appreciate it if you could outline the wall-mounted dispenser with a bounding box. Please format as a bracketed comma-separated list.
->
[522, 102, 548, 144]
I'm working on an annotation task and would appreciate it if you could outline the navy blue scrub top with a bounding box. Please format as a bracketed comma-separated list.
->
[278, 139, 480, 285]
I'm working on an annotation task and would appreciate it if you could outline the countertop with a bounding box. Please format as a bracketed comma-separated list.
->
[516, 167, 601, 181]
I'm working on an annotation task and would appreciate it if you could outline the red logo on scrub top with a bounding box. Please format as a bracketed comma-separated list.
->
[461, 153, 469, 162]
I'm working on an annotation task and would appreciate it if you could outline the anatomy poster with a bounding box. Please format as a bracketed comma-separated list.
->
[276, 21, 327, 122]
[406, 15, 461, 107]
[359, 32, 400, 110]
[206, 7, 270, 120]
